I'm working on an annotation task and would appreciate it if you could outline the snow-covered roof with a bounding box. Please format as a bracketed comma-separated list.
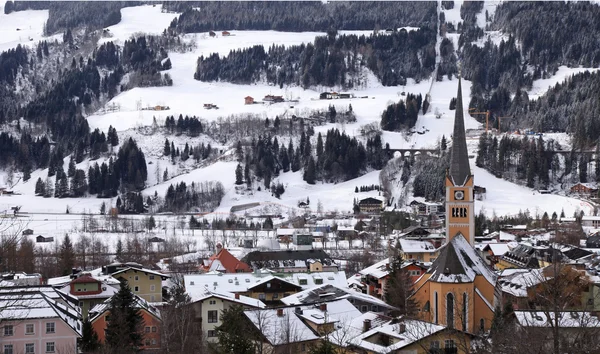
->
[359, 258, 390, 279]
[327, 311, 391, 347]
[185, 270, 347, 295]
[89, 293, 161, 322]
[399, 239, 437, 253]
[47, 268, 120, 287]
[0, 290, 82, 336]
[515, 311, 600, 328]
[280, 284, 393, 310]
[244, 299, 360, 345]
[348, 318, 447, 353]
[483, 243, 511, 256]
[427, 234, 497, 285]
[498, 268, 544, 297]
[499, 231, 517, 241]
[57, 281, 118, 300]
[189, 288, 265, 308]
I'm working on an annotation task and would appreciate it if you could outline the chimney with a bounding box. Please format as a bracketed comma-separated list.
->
[363, 319, 371, 332]
[320, 303, 327, 312]
[295, 307, 303, 315]
[235, 293, 240, 300]
[277, 308, 284, 317]
[385, 263, 390, 271]
[398, 323, 406, 333]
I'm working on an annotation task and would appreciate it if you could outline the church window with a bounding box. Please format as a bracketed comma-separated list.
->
[434, 292, 438, 324]
[462, 293, 468, 331]
[451, 207, 468, 218]
[480, 318, 485, 333]
[446, 293, 454, 329]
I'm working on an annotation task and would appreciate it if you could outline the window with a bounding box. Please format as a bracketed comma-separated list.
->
[272, 293, 279, 299]
[299, 279, 308, 285]
[145, 326, 151, 333]
[434, 292, 438, 324]
[4, 344, 13, 354]
[423, 301, 431, 312]
[371, 305, 378, 312]
[151, 339, 156, 345]
[152, 327, 157, 333]
[301, 343, 306, 352]
[150, 295, 155, 302]
[46, 342, 55, 353]
[451, 207, 468, 218]
[145, 339, 151, 346]
[105, 315, 111, 322]
[79, 301, 84, 307]
[258, 294, 266, 300]
[4, 325, 13, 336]
[149, 275, 155, 280]
[25, 343, 34, 354]
[446, 293, 454, 329]
[445, 339, 456, 348]
[361, 305, 368, 312]
[315, 278, 323, 285]
[134, 276, 139, 281]
[46, 322, 55, 334]
[207, 330, 217, 337]
[480, 318, 485, 333]
[462, 293, 468, 331]
[208, 310, 218, 323]
[209, 300, 216, 305]
[25, 324, 34, 335]
[429, 341, 441, 354]
[134, 286, 139, 292]
[150, 285, 155, 292]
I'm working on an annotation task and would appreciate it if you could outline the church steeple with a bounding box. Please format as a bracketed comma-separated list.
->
[448, 78, 471, 186]
[445, 75, 475, 246]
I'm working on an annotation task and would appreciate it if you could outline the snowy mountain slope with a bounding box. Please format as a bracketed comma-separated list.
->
[0, 7, 51, 52]
[2, 4, 598, 221]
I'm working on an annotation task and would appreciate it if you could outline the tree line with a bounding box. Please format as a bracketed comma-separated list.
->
[195, 28, 436, 88]
[167, 1, 437, 33]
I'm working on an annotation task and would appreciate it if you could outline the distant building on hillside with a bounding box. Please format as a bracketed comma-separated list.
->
[244, 96, 254, 105]
[358, 197, 383, 214]
[570, 183, 598, 197]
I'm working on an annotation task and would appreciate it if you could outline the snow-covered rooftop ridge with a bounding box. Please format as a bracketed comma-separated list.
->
[515, 311, 600, 328]
[428, 234, 497, 285]
[399, 239, 437, 253]
[280, 283, 392, 309]
[244, 299, 361, 345]
[89, 292, 161, 322]
[498, 268, 545, 298]
[189, 287, 265, 308]
[348, 317, 446, 353]
[358, 257, 390, 279]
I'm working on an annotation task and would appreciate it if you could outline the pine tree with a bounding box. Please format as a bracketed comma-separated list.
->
[80, 318, 100, 352]
[579, 156, 588, 183]
[35, 178, 45, 195]
[384, 253, 417, 317]
[214, 305, 256, 354]
[316, 132, 324, 157]
[235, 164, 244, 185]
[164, 138, 171, 156]
[59, 235, 75, 276]
[304, 157, 316, 184]
[441, 135, 447, 151]
[105, 281, 144, 353]
[68, 157, 76, 178]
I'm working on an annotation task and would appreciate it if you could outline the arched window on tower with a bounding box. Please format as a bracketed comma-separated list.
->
[434, 292, 438, 324]
[462, 293, 468, 331]
[446, 293, 454, 329]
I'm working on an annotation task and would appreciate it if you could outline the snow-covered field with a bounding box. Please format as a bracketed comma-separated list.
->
[0, 7, 51, 52]
[2, 4, 598, 225]
[528, 66, 600, 100]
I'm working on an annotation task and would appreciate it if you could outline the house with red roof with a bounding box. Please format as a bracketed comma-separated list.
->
[201, 244, 252, 273]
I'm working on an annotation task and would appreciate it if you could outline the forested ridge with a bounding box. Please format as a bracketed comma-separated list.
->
[195, 28, 437, 88]
[167, 1, 437, 33]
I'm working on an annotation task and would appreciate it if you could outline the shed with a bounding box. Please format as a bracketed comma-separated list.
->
[36, 235, 54, 243]
[244, 96, 254, 105]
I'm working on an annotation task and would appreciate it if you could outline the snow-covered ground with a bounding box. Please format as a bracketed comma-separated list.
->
[528, 66, 600, 100]
[2, 4, 598, 223]
[0, 7, 50, 52]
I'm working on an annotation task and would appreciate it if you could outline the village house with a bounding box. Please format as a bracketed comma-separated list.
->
[398, 239, 439, 262]
[358, 197, 383, 214]
[36, 235, 54, 243]
[221, 31, 231, 36]
[480, 243, 512, 266]
[89, 295, 162, 350]
[244, 96, 254, 105]
[355, 258, 429, 299]
[201, 244, 252, 273]
[280, 283, 397, 315]
[242, 249, 338, 273]
[570, 182, 598, 197]
[188, 288, 265, 341]
[0, 288, 82, 354]
[184, 270, 348, 304]
[57, 273, 119, 318]
[409, 200, 443, 216]
[102, 262, 170, 303]
[263, 94, 284, 103]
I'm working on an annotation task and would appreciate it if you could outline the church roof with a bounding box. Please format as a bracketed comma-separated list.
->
[427, 233, 497, 285]
[449, 78, 471, 186]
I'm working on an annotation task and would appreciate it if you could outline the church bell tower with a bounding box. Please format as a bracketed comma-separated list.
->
[445, 77, 475, 246]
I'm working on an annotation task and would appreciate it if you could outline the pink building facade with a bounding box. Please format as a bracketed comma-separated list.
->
[0, 289, 81, 354]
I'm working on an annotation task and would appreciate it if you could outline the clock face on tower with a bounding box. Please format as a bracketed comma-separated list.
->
[454, 190, 465, 200]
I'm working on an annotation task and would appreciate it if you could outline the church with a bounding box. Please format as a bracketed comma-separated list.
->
[411, 77, 498, 333]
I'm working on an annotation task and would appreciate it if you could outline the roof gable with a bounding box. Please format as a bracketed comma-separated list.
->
[427, 234, 496, 284]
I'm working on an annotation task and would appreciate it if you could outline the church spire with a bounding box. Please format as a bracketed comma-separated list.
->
[448, 77, 471, 186]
